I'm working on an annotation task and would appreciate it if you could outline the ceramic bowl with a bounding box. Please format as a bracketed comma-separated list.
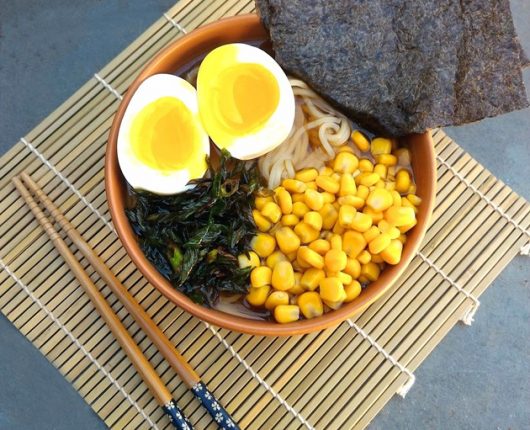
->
[105, 14, 437, 336]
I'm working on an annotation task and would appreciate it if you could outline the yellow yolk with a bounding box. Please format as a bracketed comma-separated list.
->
[212, 63, 280, 138]
[130, 96, 204, 177]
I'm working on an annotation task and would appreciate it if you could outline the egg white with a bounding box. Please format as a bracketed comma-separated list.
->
[197, 43, 295, 160]
[117, 74, 210, 195]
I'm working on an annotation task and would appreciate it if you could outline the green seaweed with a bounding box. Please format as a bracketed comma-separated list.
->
[126, 149, 261, 306]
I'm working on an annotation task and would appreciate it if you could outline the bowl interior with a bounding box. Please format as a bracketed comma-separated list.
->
[105, 14, 436, 336]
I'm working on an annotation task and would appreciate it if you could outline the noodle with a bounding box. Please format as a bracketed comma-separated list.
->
[259, 78, 353, 188]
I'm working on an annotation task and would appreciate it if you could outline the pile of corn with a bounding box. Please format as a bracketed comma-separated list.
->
[239, 133, 421, 323]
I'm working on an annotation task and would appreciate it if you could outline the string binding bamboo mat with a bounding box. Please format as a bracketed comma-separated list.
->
[0, 0, 529, 429]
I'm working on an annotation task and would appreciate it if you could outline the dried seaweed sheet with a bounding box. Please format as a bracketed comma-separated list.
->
[256, 0, 529, 136]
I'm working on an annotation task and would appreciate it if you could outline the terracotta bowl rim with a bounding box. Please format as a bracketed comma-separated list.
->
[105, 13, 437, 336]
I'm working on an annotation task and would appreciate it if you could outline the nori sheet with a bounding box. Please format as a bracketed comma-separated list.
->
[256, 0, 529, 136]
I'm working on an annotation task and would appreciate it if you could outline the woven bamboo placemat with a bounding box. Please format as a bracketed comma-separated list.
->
[1, 1, 529, 429]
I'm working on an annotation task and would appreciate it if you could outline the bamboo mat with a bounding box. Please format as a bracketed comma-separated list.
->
[1, 1, 529, 429]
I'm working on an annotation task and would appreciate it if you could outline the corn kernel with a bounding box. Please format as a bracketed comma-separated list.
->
[380, 239, 403, 265]
[395, 169, 411, 193]
[286, 251, 298, 262]
[344, 258, 361, 278]
[351, 130, 371, 152]
[298, 246, 325, 269]
[295, 168, 319, 182]
[385, 206, 416, 226]
[366, 188, 393, 212]
[321, 191, 336, 203]
[255, 195, 273, 210]
[331, 172, 341, 182]
[238, 251, 260, 269]
[275, 226, 301, 254]
[357, 172, 380, 187]
[261, 201, 282, 223]
[363, 207, 384, 223]
[298, 292, 324, 319]
[288, 272, 305, 295]
[281, 214, 299, 226]
[319, 277, 345, 302]
[359, 159, 374, 172]
[282, 178, 306, 193]
[401, 197, 418, 213]
[292, 193, 306, 203]
[316, 175, 340, 194]
[292, 201, 310, 218]
[368, 232, 391, 254]
[305, 181, 318, 190]
[357, 250, 372, 264]
[309, 239, 331, 255]
[246, 285, 270, 307]
[361, 262, 380, 281]
[407, 194, 422, 206]
[300, 268, 326, 291]
[408, 184, 417, 194]
[375, 153, 397, 166]
[375, 180, 386, 188]
[373, 163, 387, 179]
[357, 184, 370, 200]
[253, 209, 272, 232]
[274, 304, 300, 323]
[251, 233, 276, 258]
[250, 266, 272, 288]
[319, 203, 338, 230]
[398, 219, 417, 233]
[391, 190, 402, 207]
[294, 222, 320, 243]
[333, 152, 359, 174]
[266, 250, 288, 269]
[265, 291, 289, 311]
[337, 195, 364, 209]
[324, 249, 347, 272]
[342, 231, 367, 258]
[304, 189, 324, 211]
[304, 211, 323, 231]
[338, 204, 356, 227]
[334, 271, 352, 285]
[330, 234, 342, 251]
[363, 226, 380, 243]
[319, 166, 334, 176]
[338, 173, 357, 197]
[272, 261, 295, 291]
[385, 181, 396, 191]
[295, 253, 311, 270]
[344, 280, 362, 302]
[350, 211, 373, 232]
[337, 145, 355, 153]
[377, 220, 400, 240]
[371, 253, 384, 263]
[371, 137, 392, 155]
[332, 222, 345, 235]
[394, 148, 411, 165]
[274, 187, 293, 215]
[323, 294, 347, 310]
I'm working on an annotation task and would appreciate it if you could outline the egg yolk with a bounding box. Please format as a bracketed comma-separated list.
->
[200, 61, 280, 145]
[130, 96, 204, 177]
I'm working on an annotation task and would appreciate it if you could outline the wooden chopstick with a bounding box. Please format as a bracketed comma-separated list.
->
[12, 175, 193, 430]
[17, 172, 239, 430]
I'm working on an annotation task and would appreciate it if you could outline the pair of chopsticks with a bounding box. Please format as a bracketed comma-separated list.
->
[13, 172, 239, 430]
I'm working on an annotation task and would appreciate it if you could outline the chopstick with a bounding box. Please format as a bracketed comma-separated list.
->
[12, 175, 192, 429]
[14, 173, 238, 430]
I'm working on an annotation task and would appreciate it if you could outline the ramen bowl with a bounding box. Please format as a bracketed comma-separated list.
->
[105, 14, 436, 336]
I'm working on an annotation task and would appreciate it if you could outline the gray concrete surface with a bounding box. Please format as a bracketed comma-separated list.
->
[0, 1, 528, 429]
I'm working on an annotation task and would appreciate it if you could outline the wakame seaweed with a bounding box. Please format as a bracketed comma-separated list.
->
[126, 149, 261, 306]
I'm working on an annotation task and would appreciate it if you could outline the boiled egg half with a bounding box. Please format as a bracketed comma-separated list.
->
[197, 43, 295, 160]
[117, 74, 210, 195]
